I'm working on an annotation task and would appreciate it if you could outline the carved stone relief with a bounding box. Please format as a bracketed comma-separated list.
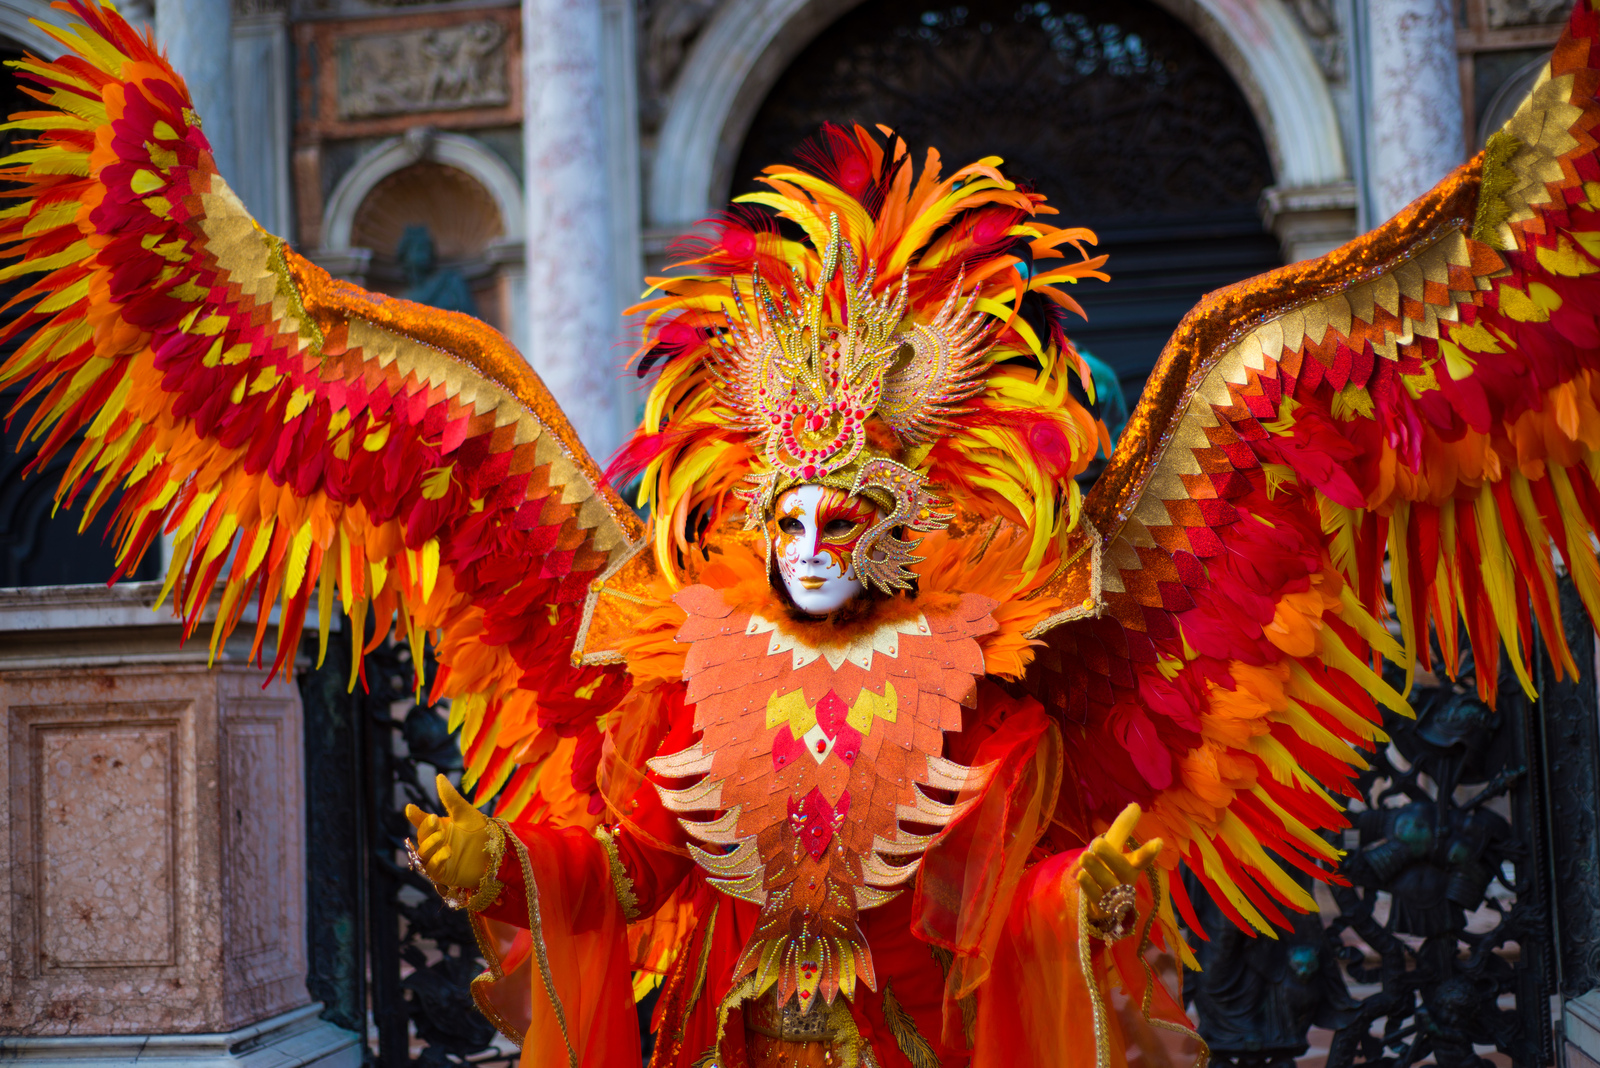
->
[1487, 0, 1571, 27]
[1285, 0, 1346, 81]
[638, 0, 721, 126]
[232, 0, 287, 18]
[337, 20, 508, 120]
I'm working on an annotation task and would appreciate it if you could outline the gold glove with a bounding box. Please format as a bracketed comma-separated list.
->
[1072, 802, 1163, 940]
[405, 773, 491, 890]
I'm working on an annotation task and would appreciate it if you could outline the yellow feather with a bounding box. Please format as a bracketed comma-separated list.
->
[1336, 583, 1405, 664]
[244, 516, 276, 577]
[153, 529, 195, 612]
[1320, 623, 1412, 717]
[284, 522, 314, 600]
[1287, 663, 1391, 743]
[1548, 463, 1600, 629]
[1265, 702, 1367, 770]
[1192, 833, 1274, 935]
[1218, 811, 1317, 911]
[1472, 487, 1535, 695]
[317, 559, 335, 669]
[1509, 471, 1574, 676]
[420, 537, 440, 603]
[1388, 501, 1417, 695]
[1317, 496, 1362, 590]
[1250, 786, 1341, 863]
[461, 713, 502, 790]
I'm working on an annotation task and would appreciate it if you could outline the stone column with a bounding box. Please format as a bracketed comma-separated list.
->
[1366, 0, 1464, 223]
[156, 0, 236, 183]
[522, 0, 640, 464]
[0, 583, 358, 1066]
[230, 0, 292, 238]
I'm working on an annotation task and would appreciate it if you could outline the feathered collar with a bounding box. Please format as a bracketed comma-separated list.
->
[619, 525, 1063, 686]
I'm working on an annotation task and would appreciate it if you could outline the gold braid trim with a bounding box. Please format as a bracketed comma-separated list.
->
[881, 983, 939, 1068]
[1075, 869, 1210, 1068]
[674, 902, 720, 1046]
[1137, 870, 1210, 1067]
[495, 818, 579, 1068]
[1076, 886, 1113, 1068]
[592, 825, 642, 921]
[466, 820, 507, 912]
[467, 910, 524, 1049]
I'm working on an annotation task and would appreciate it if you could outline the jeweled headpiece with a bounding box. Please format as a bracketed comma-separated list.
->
[612, 123, 1112, 593]
[710, 214, 984, 589]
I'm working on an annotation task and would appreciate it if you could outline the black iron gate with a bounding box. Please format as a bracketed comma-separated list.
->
[299, 582, 1600, 1067]
[299, 623, 517, 1068]
[1187, 577, 1598, 1068]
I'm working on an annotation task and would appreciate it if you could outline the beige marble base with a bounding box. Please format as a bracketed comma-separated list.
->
[0, 1003, 361, 1067]
[0, 583, 311, 1036]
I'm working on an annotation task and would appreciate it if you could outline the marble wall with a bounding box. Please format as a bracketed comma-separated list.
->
[0, 585, 307, 1036]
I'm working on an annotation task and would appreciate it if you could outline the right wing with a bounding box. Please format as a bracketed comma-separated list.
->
[0, 1, 644, 811]
[1026, 0, 1600, 939]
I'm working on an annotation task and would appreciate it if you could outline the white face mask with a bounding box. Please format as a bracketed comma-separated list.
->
[772, 484, 877, 615]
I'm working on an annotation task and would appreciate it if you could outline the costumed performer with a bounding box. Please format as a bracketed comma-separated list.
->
[7, 2, 1600, 1065]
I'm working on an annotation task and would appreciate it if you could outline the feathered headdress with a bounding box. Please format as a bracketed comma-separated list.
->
[614, 124, 1112, 588]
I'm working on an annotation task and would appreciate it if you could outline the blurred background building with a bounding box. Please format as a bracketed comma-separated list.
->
[0, 0, 1569, 503]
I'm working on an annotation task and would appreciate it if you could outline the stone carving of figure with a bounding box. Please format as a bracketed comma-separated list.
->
[397, 225, 478, 318]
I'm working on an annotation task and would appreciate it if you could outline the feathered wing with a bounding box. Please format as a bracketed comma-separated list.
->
[0, 1, 643, 812]
[1029, 0, 1600, 941]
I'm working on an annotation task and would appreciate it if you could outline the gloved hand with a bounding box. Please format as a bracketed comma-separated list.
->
[404, 773, 492, 889]
[1074, 802, 1163, 925]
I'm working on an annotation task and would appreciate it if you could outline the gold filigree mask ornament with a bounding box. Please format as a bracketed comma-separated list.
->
[713, 214, 981, 592]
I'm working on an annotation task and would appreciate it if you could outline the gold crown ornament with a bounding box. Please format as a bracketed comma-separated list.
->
[711, 215, 988, 590]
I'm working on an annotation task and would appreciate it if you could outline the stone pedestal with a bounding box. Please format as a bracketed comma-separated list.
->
[0, 583, 356, 1066]
[1567, 990, 1600, 1068]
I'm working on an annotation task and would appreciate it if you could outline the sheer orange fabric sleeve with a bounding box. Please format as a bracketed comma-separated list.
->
[972, 852, 1206, 1068]
[467, 822, 641, 1068]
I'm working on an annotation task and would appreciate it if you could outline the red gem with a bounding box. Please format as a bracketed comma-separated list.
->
[815, 739, 827, 753]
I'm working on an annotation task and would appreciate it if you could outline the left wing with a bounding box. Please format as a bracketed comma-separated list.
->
[0, 1, 643, 812]
[1029, 0, 1600, 941]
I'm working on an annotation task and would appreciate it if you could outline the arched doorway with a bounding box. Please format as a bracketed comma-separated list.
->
[730, 0, 1282, 407]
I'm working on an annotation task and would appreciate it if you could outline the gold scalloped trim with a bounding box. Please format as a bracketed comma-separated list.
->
[592, 825, 641, 921]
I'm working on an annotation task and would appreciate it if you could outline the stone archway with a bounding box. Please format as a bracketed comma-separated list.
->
[649, 0, 1351, 244]
[0, 0, 71, 59]
[321, 131, 525, 254]
[314, 131, 527, 348]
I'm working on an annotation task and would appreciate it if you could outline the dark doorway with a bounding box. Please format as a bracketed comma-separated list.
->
[733, 0, 1283, 408]
[0, 42, 161, 588]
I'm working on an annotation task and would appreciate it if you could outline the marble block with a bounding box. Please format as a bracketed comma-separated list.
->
[0, 1003, 361, 1068]
[0, 583, 312, 1036]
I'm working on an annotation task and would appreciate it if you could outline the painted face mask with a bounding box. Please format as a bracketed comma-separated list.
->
[771, 484, 878, 614]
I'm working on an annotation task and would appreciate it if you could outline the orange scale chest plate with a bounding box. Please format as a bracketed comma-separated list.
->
[647, 585, 998, 1015]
